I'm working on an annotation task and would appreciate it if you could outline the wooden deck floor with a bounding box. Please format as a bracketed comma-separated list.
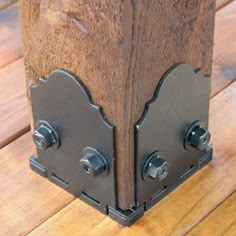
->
[0, 1, 235, 235]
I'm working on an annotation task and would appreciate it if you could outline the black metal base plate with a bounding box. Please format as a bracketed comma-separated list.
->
[135, 64, 212, 208]
[29, 155, 144, 226]
[144, 146, 212, 210]
[30, 146, 212, 226]
[29, 70, 116, 214]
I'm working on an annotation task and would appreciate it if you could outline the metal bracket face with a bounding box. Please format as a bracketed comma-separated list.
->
[29, 64, 213, 226]
[135, 64, 212, 209]
[29, 70, 116, 213]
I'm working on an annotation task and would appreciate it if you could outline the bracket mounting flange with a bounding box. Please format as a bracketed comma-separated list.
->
[135, 64, 212, 210]
[29, 70, 116, 213]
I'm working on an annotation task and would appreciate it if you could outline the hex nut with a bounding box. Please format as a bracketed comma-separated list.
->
[80, 152, 107, 177]
[186, 122, 211, 151]
[143, 152, 169, 181]
[33, 121, 59, 150]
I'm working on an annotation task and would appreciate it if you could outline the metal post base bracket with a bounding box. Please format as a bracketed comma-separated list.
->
[29, 70, 116, 214]
[135, 64, 212, 209]
[29, 64, 213, 226]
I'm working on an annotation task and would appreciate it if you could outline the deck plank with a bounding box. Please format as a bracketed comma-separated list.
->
[188, 192, 236, 236]
[0, 3, 26, 148]
[216, 0, 233, 10]
[0, 59, 30, 148]
[0, 3, 22, 68]
[28, 80, 236, 235]
[211, 0, 236, 96]
[0, 132, 74, 235]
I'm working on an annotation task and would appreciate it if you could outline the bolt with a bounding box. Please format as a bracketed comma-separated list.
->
[80, 149, 108, 177]
[143, 152, 169, 181]
[33, 121, 59, 150]
[186, 121, 211, 151]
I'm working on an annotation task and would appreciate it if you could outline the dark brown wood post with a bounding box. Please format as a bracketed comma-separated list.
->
[19, 0, 216, 210]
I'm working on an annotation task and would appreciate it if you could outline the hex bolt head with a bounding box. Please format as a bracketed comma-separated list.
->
[143, 152, 169, 181]
[80, 149, 108, 177]
[32, 121, 59, 150]
[186, 121, 211, 151]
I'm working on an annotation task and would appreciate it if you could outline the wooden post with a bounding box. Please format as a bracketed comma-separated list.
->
[19, 0, 216, 210]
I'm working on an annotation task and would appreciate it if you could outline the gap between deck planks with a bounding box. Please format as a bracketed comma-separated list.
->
[0, 0, 236, 149]
[188, 192, 236, 236]
[0, 0, 17, 11]
[216, 0, 234, 10]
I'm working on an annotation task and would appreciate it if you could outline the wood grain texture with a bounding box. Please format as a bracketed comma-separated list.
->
[188, 192, 236, 236]
[28, 80, 236, 235]
[0, 132, 74, 235]
[0, 59, 30, 148]
[19, 0, 216, 209]
[211, 0, 236, 96]
[216, 0, 234, 10]
[0, 3, 22, 68]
